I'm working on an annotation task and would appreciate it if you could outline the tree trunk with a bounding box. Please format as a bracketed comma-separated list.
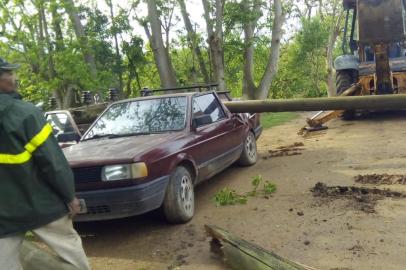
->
[242, 0, 262, 99]
[50, 0, 78, 108]
[202, 0, 226, 91]
[106, 0, 124, 96]
[39, 1, 66, 108]
[40, 4, 56, 79]
[178, 0, 210, 83]
[326, 2, 344, 97]
[61, 86, 76, 109]
[255, 0, 285, 100]
[37, 1, 47, 80]
[50, 0, 65, 51]
[126, 58, 142, 96]
[202, 0, 214, 82]
[146, 0, 177, 88]
[63, 0, 98, 80]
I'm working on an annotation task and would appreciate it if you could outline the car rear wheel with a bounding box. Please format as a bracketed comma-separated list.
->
[237, 132, 257, 166]
[163, 166, 195, 224]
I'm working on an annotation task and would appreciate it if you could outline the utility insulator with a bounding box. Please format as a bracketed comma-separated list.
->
[108, 88, 119, 102]
[141, 87, 151, 97]
[82, 91, 92, 105]
[48, 97, 57, 109]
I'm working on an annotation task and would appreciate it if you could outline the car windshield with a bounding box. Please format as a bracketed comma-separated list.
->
[83, 96, 187, 140]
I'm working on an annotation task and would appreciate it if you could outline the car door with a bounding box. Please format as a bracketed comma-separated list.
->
[188, 93, 243, 182]
[45, 111, 82, 147]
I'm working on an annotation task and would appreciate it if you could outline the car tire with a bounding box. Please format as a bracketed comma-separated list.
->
[336, 69, 358, 120]
[163, 166, 195, 224]
[237, 131, 257, 166]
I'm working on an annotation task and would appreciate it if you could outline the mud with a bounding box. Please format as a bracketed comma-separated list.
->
[81, 112, 406, 270]
[311, 182, 406, 213]
[263, 142, 305, 159]
[355, 174, 406, 185]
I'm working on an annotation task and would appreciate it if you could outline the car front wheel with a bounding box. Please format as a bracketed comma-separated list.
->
[163, 166, 195, 224]
[237, 131, 258, 166]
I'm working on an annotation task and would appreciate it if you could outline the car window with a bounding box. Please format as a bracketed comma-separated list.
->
[193, 94, 226, 124]
[83, 96, 187, 140]
[46, 112, 75, 135]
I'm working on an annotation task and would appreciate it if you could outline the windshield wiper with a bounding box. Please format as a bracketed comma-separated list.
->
[82, 134, 117, 141]
[107, 132, 153, 138]
[83, 132, 153, 141]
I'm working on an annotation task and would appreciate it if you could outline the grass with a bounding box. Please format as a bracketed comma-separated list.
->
[260, 112, 298, 129]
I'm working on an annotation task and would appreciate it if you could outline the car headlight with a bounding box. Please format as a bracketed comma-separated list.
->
[101, 163, 148, 181]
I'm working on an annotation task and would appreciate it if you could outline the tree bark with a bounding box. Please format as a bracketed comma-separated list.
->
[50, 0, 64, 51]
[39, 1, 67, 108]
[50, 0, 79, 108]
[63, 0, 98, 80]
[326, 1, 344, 97]
[146, 0, 177, 88]
[36, 1, 47, 79]
[255, 0, 285, 100]
[106, 0, 124, 95]
[161, 4, 175, 55]
[178, 0, 210, 83]
[40, 4, 56, 79]
[242, 0, 262, 99]
[202, 0, 226, 91]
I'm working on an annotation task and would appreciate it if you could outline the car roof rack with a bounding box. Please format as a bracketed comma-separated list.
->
[140, 83, 230, 97]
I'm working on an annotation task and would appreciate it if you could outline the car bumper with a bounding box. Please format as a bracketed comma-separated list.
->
[74, 176, 170, 222]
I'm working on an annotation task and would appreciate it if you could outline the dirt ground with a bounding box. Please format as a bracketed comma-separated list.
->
[77, 111, 406, 270]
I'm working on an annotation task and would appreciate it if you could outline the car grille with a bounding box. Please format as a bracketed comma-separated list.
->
[86, 205, 111, 215]
[73, 166, 103, 184]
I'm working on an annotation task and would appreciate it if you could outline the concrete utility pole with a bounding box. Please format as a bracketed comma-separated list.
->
[224, 94, 406, 113]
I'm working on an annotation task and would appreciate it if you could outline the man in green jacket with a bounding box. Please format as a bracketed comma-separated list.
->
[0, 58, 90, 270]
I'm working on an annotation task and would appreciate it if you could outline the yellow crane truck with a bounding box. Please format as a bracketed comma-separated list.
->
[306, 0, 406, 130]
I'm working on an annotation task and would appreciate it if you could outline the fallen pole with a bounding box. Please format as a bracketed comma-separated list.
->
[224, 94, 406, 113]
[205, 225, 318, 270]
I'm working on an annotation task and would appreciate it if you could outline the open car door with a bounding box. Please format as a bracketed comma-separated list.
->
[45, 110, 82, 148]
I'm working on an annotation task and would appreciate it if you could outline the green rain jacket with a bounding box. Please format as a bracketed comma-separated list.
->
[0, 92, 74, 237]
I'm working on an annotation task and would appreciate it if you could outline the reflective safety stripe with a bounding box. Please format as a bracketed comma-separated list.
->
[0, 123, 53, 165]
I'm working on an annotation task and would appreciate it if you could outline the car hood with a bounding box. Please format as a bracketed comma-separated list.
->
[64, 132, 183, 166]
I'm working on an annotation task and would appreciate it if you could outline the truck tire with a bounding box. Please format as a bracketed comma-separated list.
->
[163, 166, 195, 224]
[336, 69, 358, 120]
[237, 132, 258, 166]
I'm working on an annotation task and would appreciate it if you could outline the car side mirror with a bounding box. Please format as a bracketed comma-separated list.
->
[192, 114, 212, 129]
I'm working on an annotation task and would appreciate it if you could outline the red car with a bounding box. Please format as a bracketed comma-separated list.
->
[63, 91, 262, 223]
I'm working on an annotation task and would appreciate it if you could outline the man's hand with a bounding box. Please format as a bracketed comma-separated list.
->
[68, 197, 81, 218]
